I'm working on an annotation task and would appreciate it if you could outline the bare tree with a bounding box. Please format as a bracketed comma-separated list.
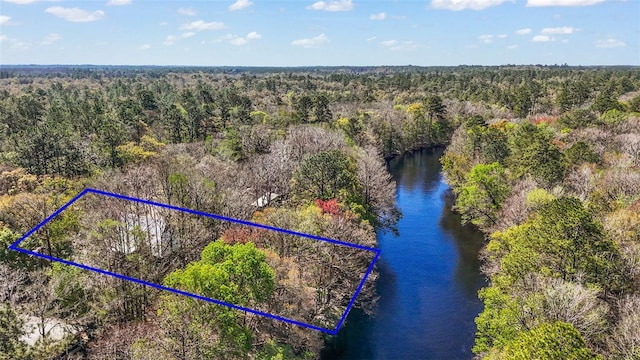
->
[542, 277, 609, 346]
[609, 295, 640, 359]
[570, 128, 612, 159]
[599, 168, 640, 201]
[565, 164, 597, 202]
[615, 133, 640, 166]
[24, 271, 59, 340]
[0, 264, 26, 303]
[493, 177, 537, 232]
[88, 322, 163, 360]
[241, 141, 295, 204]
[355, 145, 401, 232]
[283, 125, 347, 164]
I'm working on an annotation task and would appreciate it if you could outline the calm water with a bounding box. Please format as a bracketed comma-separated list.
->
[323, 148, 487, 360]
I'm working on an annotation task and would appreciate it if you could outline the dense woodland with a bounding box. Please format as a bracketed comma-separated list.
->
[0, 65, 639, 359]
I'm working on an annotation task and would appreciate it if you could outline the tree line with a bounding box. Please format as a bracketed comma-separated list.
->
[0, 65, 639, 359]
[441, 75, 640, 358]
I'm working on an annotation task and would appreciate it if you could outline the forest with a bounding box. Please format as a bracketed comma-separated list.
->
[0, 65, 639, 359]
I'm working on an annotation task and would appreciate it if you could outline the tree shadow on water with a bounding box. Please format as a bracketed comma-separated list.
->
[438, 189, 488, 299]
[388, 148, 444, 193]
[321, 258, 397, 360]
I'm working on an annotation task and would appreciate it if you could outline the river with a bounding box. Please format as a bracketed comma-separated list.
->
[322, 148, 487, 359]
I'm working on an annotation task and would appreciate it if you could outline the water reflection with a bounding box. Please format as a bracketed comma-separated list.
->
[439, 191, 487, 300]
[387, 147, 443, 193]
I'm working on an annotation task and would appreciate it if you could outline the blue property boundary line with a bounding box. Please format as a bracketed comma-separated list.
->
[8, 188, 381, 335]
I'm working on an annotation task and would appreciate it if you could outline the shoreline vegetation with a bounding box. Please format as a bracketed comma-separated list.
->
[0, 65, 639, 359]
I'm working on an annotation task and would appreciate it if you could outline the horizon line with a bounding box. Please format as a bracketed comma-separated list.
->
[1, 64, 639, 68]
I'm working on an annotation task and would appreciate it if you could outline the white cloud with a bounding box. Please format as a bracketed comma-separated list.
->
[381, 39, 420, 51]
[595, 38, 625, 48]
[431, 0, 511, 11]
[0, 15, 10, 25]
[45, 7, 104, 22]
[392, 41, 420, 51]
[246, 31, 261, 39]
[216, 32, 261, 46]
[478, 34, 507, 43]
[181, 32, 196, 38]
[229, 0, 253, 11]
[214, 34, 235, 43]
[0, 34, 7, 42]
[106, 0, 131, 5]
[180, 20, 224, 31]
[163, 35, 177, 46]
[526, 0, 604, 6]
[307, 0, 354, 12]
[8, 38, 29, 50]
[139, 44, 151, 50]
[515, 28, 532, 35]
[532, 35, 553, 42]
[230, 37, 248, 46]
[370, 12, 386, 20]
[291, 33, 329, 48]
[178, 7, 197, 16]
[479, 34, 494, 43]
[507, 44, 518, 49]
[541, 26, 575, 34]
[41, 32, 61, 45]
[366, 36, 377, 42]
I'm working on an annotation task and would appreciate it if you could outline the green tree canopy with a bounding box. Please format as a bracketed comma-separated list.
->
[0, 303, 28, 360]
[558, 109, 597, 129]
[488, 197, 620, 289]
[159, 240, 275, 358]
[164, 240, 275, 306]
[565, 141, 600, 167]
[497, 322, 600, 360]
[507, 123, 565, 186]
[291, 149, 357, 201]
[423, 94, 446, 122]
[456, 162, 511, 227]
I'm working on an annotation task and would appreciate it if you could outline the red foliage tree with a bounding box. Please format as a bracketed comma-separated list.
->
[315, 198, 342, 216]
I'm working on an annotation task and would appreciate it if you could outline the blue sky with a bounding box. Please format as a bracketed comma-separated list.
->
[0, 0, 638, 66]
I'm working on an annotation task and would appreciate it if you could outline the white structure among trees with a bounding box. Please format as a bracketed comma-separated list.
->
[111, 208, 178, 257]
